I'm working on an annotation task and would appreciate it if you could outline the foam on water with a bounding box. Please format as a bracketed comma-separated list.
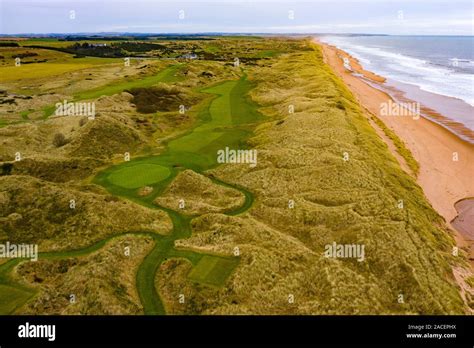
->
[320, 36, 474, 108]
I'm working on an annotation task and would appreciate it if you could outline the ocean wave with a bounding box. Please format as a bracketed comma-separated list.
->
[320, 36, 474, 107]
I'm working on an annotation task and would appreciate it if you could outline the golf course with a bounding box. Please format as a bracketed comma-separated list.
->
[0, 72, 263, 315]
[1, 36, 468, 315]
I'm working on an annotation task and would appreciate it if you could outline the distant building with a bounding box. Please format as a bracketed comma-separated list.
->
[91, 43, 107, 47]
[180, 53, 198, 60]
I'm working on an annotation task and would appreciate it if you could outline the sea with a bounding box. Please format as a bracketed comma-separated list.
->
[319, 35, 474, 140]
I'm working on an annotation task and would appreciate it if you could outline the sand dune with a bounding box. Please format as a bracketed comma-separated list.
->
[316, 39, 474, 263]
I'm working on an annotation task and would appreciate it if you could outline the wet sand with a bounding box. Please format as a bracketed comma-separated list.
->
[315, 39, 474, 262]
[452, 199, 474, 241]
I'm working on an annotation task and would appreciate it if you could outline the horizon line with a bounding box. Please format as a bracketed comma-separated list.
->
[1, 32, 473, 37]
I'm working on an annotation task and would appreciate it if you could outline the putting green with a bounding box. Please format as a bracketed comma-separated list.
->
[92, 75, 261, 313]
[107, 164, 171, 189]
[0, 75, 260, 315]
[188, 255, 239, 287]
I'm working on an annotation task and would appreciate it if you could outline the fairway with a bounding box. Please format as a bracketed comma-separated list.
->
[91, 75, 262, 313]
[107, 164, 171, 189]
[188, 255, 239, 287]
[202, 81, 236, 125]
[0, 62, 97, 81]
[0, 284, 32, 314]
[74, 64, 182, 101]
[166, 77, 262, 169]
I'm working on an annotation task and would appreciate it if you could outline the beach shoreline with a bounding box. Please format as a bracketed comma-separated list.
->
[314, 39, 474, 266]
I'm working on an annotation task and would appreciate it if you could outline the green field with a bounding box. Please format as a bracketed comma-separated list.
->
[188, 255, 240, 286]
[0, 258, 36, 314]
[96, 75, 263, 197]
[38, 64, 183, 119]
[108, 164, 171, 189]
[74, 64, 183, 101]
[92, 74, 263, 314]
[0, 284, 33, 314]
[0, 62, 99, 81]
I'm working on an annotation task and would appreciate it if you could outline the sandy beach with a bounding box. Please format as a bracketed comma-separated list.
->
[315, 39, 474, 263]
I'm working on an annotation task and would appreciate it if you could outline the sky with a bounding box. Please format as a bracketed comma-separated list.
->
[0, 0, 473, 35]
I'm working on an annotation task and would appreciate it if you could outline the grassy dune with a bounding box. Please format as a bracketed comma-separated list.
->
[172, 41, 466, 314]
[0, 37, 467, 315]
[15, 234, 155, 314]
[74, 64, 182, 101]
[92, 73, 262, 314]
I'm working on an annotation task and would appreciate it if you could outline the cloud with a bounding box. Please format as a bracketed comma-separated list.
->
[1, 0, 472, 35]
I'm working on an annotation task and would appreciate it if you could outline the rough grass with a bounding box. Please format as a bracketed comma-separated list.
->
[14, 234, 154, 314]
[74, 64, 182, 101]
[154, 170, 245, 215]
[370, 114, 420, 176]
[174, 41, 466, 314]
[128, 84, 195, 114]
[0, 37, 466, 315]
[0, 175, 172, 252]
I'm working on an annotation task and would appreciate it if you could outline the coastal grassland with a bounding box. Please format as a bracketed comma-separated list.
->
[154, 170, 245, 215]
[73, 64, 183, 101]
[173, 39, 466, 314]
[13, 234, 155, 314]
[1, 36, 461, 315]
[0, 47, 73, 67]
[0, 36, 293, 315]
[0, 62, 95, 81]
[369, 113, 420, 176]
[0, 175, 172, 252]
[93, 67, 263, 314]
[94, 74, 262, 203]
[0, 47, 120, 81]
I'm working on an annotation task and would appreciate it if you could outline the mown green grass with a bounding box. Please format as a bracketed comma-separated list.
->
[96, 75, 263, 198]
[108, 164, 171, 189]
[256, 50, 278, 58]
[38, 63, 183, 119]
[188, 255, 239, 286]
[0, 285, 33, 314]
[74, 64, 182, 101]
[0, 62, 96, 81]
[93, 75, 263, 314]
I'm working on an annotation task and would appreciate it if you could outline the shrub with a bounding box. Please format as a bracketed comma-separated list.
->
[52, 133, 69, 147]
